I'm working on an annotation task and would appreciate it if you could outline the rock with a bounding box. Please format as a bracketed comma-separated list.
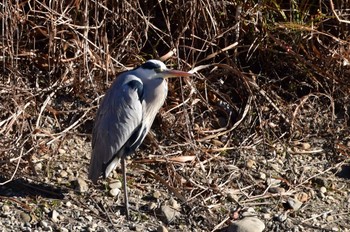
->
[60, 170, 68, 178]
[34, 162, 43, 171]
[258, 172, 266, 180]
[76, 178, 88, 193]
[320, 186, 327, 194]
[246, 159, 256, 169]
[85, 215, 93, 222]
[275, 212, 288, 222]
[242, 208, 256, 217]
[20, 212, 31, 223]
[2, 205, 10, 214]
[157, 225, 168, 232]
[168, 198, 181, 210]
[58, 148, 66, 154]
[295, 192, 309, 202]
[263, 213, 272, 220]
[109, 181, 122, 190]
[148, 202, 157, 211]
[227, 217, 265, 232]
[109, 188, 120, 197]
[153, 190, 162, 199]
[160, 205, 180, 224]
[50, 210, 59, 222]
[302, 142, 311, 150]
[287, 198, 302, 211]
[43, 207, 50, 214]
[40, 220, 50, 229]
[267, 178, 281, 187]
[65, 201, 72, 208]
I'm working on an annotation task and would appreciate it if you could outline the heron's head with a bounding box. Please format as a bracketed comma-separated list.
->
[136, 59, 192, 80]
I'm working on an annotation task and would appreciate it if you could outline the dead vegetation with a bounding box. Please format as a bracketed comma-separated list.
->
[1, 0, 350, 231]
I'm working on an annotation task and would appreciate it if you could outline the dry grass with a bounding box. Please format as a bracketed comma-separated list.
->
[1, 0, 350, 230]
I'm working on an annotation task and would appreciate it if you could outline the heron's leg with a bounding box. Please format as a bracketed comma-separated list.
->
[121, 156, 129, 220]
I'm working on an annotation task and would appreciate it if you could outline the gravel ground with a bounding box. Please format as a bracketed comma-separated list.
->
[1, 133, 350, 232]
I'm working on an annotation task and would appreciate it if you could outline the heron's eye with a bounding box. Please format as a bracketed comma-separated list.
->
[155, 68, 163, 73]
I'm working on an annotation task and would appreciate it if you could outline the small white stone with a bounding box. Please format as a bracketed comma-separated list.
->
[258, 172, 266, 180]
[85, 215, 93, 222]
[2, 205, 10, 214]
[287, 198, 302, 211]
[169, 198, 181, 210]
[34, 162, 43, 171]
[40, 220, 49, 228]
[242, 207, 256, 217]
[148, 202, 158, 210]
[60, 170, 68, 178]
[109, 181, 122, 190]
[65, 201, 72, 207]
[227, 217, 265, 232]
[320, 186, 327, 194]
[76, 178, 88, 193]
[109, 188, 120, 197]
[51, 210, 59, 223]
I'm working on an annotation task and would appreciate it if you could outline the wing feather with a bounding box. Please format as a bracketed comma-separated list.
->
[89, 74, 144, 183]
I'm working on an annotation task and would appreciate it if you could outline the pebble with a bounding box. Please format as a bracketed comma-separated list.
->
[76, 178, 89, 193]
[50, 210, 59, 222]
[35, 162, 43, 171]
[85, 215, 93, 222]
[109, 181, 122, 190]
[43, 207, 50, 214]
[2, 205, 10, 214]
[287, 198, 302, 211]
[160, 205, 180, 224]
[326, 215, 334, 222]
[246, 159, 256, 169]
[65, 201, 72, 208]
[320, 186, 327, 194]
[20, 212, 31, 223]
[40, 220, 50, 230]
[60, 170, 68, 178]
[58, 148, 66, 154]
[263, 213, 272, 220]
[258, 172, 266, 180]
[242, 208, 256, 217]
[227, 217, 265, 232]
[295, 192, 309, 202]
[168, 198, 181, 210]
[267, 178, 281, 187]
[109, 188, 121, 197]
[148, 202, 158, 211]
[153, 190, 162, 199]
[302, 142, 311, 150]
[275, 212, 288, 222]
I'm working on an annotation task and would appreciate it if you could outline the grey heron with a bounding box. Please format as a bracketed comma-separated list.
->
[88, 59, 192, 219]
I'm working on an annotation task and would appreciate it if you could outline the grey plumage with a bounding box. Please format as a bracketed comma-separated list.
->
[88, 59, 192, 219]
